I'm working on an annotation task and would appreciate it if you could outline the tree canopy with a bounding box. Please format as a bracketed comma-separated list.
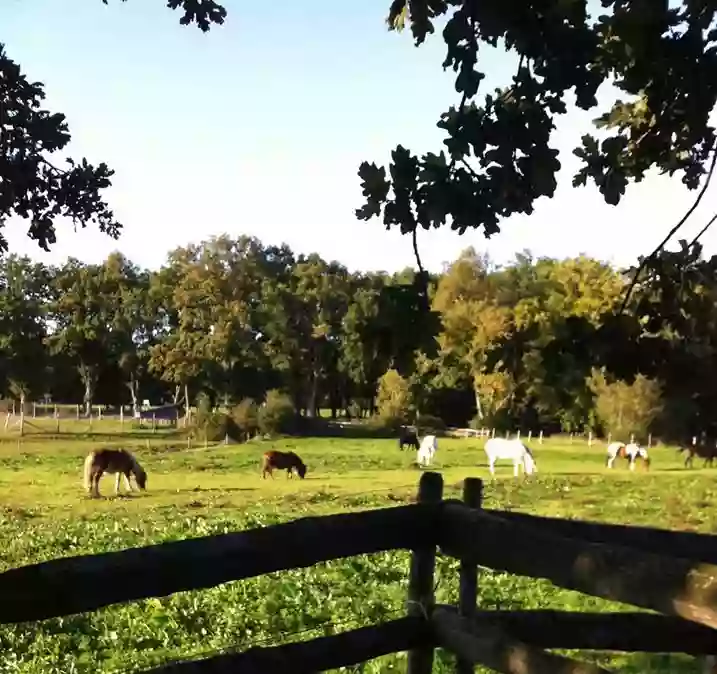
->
[1, 234, 716, 444]
[2, 1, 716, 268]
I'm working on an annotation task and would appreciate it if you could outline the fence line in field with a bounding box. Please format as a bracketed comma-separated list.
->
[2, 473, 717, 672]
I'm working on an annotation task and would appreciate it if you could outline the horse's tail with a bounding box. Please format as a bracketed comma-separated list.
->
[83, 452, 96, 492]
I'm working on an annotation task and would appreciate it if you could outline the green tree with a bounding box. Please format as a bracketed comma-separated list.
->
[261, 254, 350, 416]
[376, 368, 414, 425]
[0, 1, 225, 253]
[0, 256, 50, 433]
[357, 2, 717, 259]
[46, 259, 121, 416]
[433, 248, 512, 424]
[587, 368, 663, 442]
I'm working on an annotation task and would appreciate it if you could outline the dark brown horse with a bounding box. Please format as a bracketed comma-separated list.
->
[678, 441, 717, 468]
[398, 427, 419, 451]
[261, 450, 307, 479]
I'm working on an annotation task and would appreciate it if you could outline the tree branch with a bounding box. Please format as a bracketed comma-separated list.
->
[618, 146, 717, 314]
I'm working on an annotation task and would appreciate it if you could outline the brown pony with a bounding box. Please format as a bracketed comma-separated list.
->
[83, 447, 147, 498]
[261, 450, 307, 479]
[678, 441, 717, 468]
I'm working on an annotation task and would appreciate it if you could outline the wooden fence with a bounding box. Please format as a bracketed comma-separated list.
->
[2, 472, 717, 672]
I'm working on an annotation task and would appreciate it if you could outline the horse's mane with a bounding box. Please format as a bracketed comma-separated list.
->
[127, 451, 145, 478]
[522, 443, 534, 457]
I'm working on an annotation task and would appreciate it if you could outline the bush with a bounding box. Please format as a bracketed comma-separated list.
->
[587, 368, 663, 442]
[416, 414, 446, 434]
[258, 390, 296, 436]
[232, 398, 259, 440]
[376, 369, 414, 425]
[191, 411, 242, 443]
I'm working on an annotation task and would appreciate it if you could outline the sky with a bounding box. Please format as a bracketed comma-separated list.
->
[2, 0, 716, 275]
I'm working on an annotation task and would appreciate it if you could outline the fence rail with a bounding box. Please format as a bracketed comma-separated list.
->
[2, 472, 717, 673]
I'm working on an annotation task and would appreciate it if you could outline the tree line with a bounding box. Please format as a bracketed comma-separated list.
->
[0, 234, 714, 442]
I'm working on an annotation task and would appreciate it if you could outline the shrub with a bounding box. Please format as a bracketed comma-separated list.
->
[191, 411, 241, 443]
[587, 368, 663, 442]
[258, 390, 296, 436]
[416, 414, 446, 434]
[376, 369, 414, 426]
[232, 398, 259, 440]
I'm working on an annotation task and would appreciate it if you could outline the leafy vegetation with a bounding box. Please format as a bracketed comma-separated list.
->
[2, 237, 716, 443]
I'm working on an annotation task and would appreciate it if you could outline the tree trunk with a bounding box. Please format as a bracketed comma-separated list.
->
[184, 383, 190, 422]
[474, 389, 484, 420]
[79, 363, 97, 418]
[307, 371, 320, 418]
[126, 374, 139, 418]
[19, 391, 25, 437]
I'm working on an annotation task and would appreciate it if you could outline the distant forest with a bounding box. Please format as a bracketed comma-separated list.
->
[0, 234, 713, 443]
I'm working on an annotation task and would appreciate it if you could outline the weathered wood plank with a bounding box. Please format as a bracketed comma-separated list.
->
[0, 504, 435, 624]
[484, 508, 717, 564]
[407, 471, 443, 674]
[457, 478, 482, 674]
[440, 606, 717, 655]
[432, 606, 611, 674]
[441, 503, 717, 629]
[140, 616, 430, 673]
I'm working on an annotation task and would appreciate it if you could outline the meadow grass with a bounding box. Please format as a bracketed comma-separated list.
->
[0, 423, 714, 673]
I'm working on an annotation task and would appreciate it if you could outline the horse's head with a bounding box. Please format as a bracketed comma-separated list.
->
[134, 465, 148, 490]
[523, 449, 537, 475]
[296, 461, 307, 479]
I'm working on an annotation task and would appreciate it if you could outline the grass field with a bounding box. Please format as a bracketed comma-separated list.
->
[0, 422, 714, 673]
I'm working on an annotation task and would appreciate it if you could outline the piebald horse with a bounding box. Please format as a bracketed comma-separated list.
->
[484, 437, 537, 477]
[606, 441, 650, 471]
[83, 447, 147, 498]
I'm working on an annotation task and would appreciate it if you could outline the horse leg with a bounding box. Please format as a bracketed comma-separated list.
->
[513, 460, 519, 478]
[123, 472, 133, 492]
[92, 470, 104, 498]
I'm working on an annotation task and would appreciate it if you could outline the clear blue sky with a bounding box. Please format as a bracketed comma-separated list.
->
[2, 0, 715, 274]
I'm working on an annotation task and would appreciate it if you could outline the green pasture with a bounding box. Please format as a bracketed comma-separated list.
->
[0, 423, 714, 673]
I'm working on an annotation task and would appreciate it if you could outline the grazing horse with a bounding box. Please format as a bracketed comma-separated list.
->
[417, 435, 438, 467]
[83, 447, 147, 498]
[484, 437, 537, 477]
[606, 441, 628, 469]
[398, 427, 420, 451]
[624, 442, 650, 471]
[261, 450, 307, 479]
[678, 441, 717, 468]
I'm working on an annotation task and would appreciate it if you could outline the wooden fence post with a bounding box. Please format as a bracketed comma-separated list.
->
[407, 471, 443, 674]
[538, 430, 543, 444]
[456, 477, 483, 674]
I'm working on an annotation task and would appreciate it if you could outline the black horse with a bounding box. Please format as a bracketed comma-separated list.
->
[398, 427, 419, 451]
[678, 441, 717, 468]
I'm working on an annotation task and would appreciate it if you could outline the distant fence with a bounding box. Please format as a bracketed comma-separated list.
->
[1, 473, 717, 672]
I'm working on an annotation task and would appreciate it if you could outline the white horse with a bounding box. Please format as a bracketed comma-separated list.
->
[484, 437, 537, 477]
[417, 435, 438, 467]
